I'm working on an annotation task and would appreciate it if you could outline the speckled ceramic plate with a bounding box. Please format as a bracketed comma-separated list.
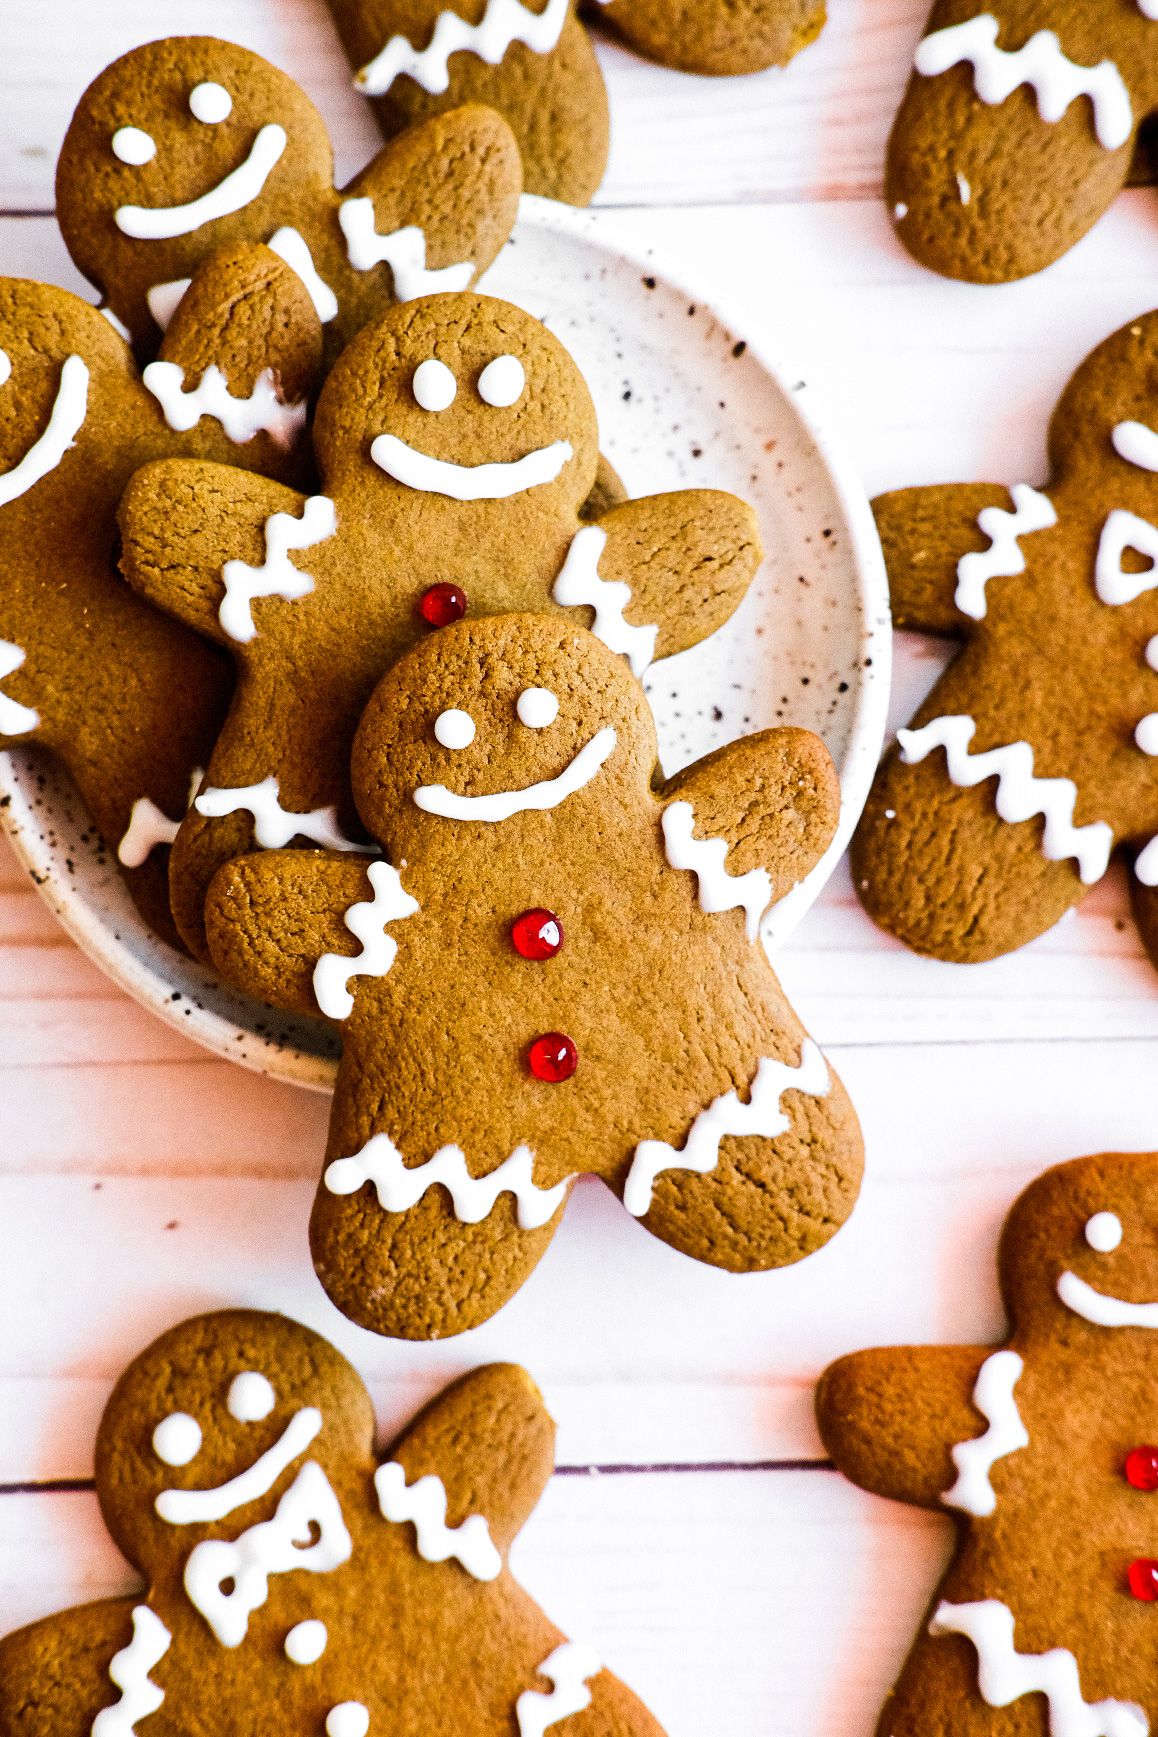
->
[0, 195, 890, 1093]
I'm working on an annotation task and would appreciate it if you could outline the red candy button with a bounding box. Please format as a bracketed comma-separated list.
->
[418, 583, 467, 628]
[1129, 1558, 1158, 1600]
[1126, 1446, 1158, 1491]
[529, 1032, 577, 1082]
[512, 909, 563, 960]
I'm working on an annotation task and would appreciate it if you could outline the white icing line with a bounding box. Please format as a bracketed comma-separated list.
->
[623, 1039, 830, 1218]
[0, 354, 88, 509]
[551, 525, 658, 678]
[325, 1133, 569, 1230]
[146, 279, 191, 333]
[897, 714, 1114, 885]
[1136, 835, 1158, 886]
[913, 15, 1133, 150]
[929, 1599, 1148, 1737]
[355, 0, 569, 94]
[1095, 509, 1158, 605]
[662, 800, 772, 943]
[118, 798, 180, 867]
[371, 432, 572, 501]
[219, 495, 337, 644]
[116, 124, 287, 240]
[91, 1606, 171, 1737]
[942, 1349, 1028, 1517]
[375, 1461, 502, 1579]
[954, 484, 1056, 620]
[337, 202, 473, 299]
[0, 641, 38, 736]
[101, 307, 132, 343]
[267, 227, 339, 324]
[313, 861, 420, 1021]
[516, 1642, 601, 1737]
[1057, 1269, 1158, 1328]
[142, 362, 306, 450]
[155, 1406, 321, 1524]
[195, 775, 369, 851]
[414, 726, 615, 822]
[183, 1460, 351, 1648]
[1112, 421, 1158, 472]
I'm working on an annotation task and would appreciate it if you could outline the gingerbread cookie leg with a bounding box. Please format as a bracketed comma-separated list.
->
[0, 1596, 143, 1737]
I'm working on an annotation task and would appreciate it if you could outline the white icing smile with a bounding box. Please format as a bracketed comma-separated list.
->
[371, 431, 573, 501]
[0, 353, 89, 510]
[115, 123, 287, 240]
[1056, 1270, 1158, 1328]
[414, 725, 616, 821]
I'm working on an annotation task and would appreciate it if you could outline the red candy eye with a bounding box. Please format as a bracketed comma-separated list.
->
[418, 583, 467, 628]
[1129, 1559, 1158, 1600]
[512, 909, 563, 959]
[529, 1032, 577, 1082]
[1126, 1447, 1158, 1491]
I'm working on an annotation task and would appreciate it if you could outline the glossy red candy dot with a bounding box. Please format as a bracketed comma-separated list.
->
[1126, 1446, 1158, 1491]
[529, 1032, 577, 1082]
[418, 583, 467, 628]
[512, 908, 563, 960]
[1129, 1558, 1158, 1600]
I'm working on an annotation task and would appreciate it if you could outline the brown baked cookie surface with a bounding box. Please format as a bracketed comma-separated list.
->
[817, 1150, 1158, 1737]
[57, 36, 522, 365]
[851, 306, 1158, 966]
[117, 289, 764, 962]
[201, 612, 862, 1339]
[325, 0, 608, 205]
[888, 1, 1158, 283]
[588, 0, 825, 76]
[0, 1308, 665, 1737]
[0, 248, 322, 948]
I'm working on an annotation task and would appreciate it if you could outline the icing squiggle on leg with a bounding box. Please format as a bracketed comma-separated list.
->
[516, 1642, 601, 1737]
[375, 1461, 501, 1579]
[551, 525, 658, 678]
[954, 484, 1056, 620]
[942, 1349, 1028, 1516]
[324, 1134, 569, 1230]
[219, 496, 337, 644]
[91, 1605, 171, 1737]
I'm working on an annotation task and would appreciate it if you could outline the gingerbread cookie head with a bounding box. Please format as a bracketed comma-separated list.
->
[592, 0, 826, 76]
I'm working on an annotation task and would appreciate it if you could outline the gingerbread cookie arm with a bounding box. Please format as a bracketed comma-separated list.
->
[873, 484, 1023, 634]
[204, 850, 375, 1012]
[0, 1595, 144, 1737]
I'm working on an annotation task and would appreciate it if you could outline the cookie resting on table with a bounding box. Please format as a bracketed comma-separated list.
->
[817, 1150, 1158, 1737]
[56, 35, 522, 364]
[0, 247, 321, 949]
[851, 304, 1158, 967]
[117, 289, 764, 963]
[202, 612, 863, 1340]
[0, 1309, 666, 1737]
[587, 0, 826, 76]
[887, 1, 1158, 282]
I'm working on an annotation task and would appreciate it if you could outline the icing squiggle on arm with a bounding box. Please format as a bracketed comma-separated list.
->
[337, 202, 473, 299]
[552, 525, 659, 678]
[324, 1134, 569, 1230]
[0, 641, 38, 735]
[913, 15, 1133, 150]
[91, 1606, 172, 1737]
[954, 485, 1056, 620]
[355, 0, 570, 94]
[374, 1462, 502, 1579]
[116, 125, 287, 239]
[662, 800, 772, 942]
[313, 861, 420, 1020]
[0, 353, 88, 508]
[942, 1350, 1028, 1516]
[195, 776, 369, 852]
[516, 1642, 601, 1737]
[1095, 510, 1158, 605]
[624, 1039, 830, 1217]
[267, 228, 339, 324]
[219, 496, 337, 644]
[142, 362, 306, 449]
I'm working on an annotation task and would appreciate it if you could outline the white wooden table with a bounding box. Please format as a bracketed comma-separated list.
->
[4, 4, 1158, 1734]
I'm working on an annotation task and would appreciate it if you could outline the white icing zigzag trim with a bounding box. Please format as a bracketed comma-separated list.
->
[337, 202, 473, 299]
[156, 1407, 322, 1525]
[267, 227, 339, 324]
[942, 1349, 1028, 1517]
[0, 640, 39, 735]
[552, 525, 659, 678]
[195, 775, 368, 852]
[116, 125, 287, 240]
[91, 1606, 172, 1737]
[0, 353, 88, 509]
[375, 1461, 502, 1579]
[371, 432, 573, 501]
[954, 484, 1056, 620]
[929, 1599, 1148, 1737]
[314, 860, 420, 1020]
[142, 362, 306, 450]
[1095, 509, 1158, 606]
[1057, 1269, 1158, 1328]
[325, 1133, 569, 1230]
[220, 495, 337, 644]
[897, 714, 1114, 885]
[415, 726, 616, 822]
[662, 800, 772, 943]
[1112, 421, 1158, 472]
[356, 0, 569, 95]
[516, 1642, 602, 1737]
[914, 15, 1133, 151]
[623, 1039, 830, 1218]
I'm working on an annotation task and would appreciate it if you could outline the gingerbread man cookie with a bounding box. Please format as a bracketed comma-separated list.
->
[118, 289, 764, 962]
[588, 0, 826, 76]
[817, 1150, 1158, 1737]
[0, 1308, 665, 1737]
[887, 1, 1158, 283]
[57, 36, 522, 365]
[851, 305, 1158, 966]
[0, 246, 322, 947]
[325, 0, 608, 205]
[201, 612, 863, 1339]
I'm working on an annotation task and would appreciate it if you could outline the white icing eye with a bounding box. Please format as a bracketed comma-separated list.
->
[1085, 1211, 1123, 1252]
[285, 1620, 328, 1665]
[326, 1706, 369, 1737]
[112, 127, 157, 166]
[0, 351, 9, 389]
[1148, 634, 1158, 674]
[434, 708, 475, 749]
[152, 1411, 203, 1466]
[517, 687, 558, 728]
[412, 359, 457, 412]
[478, 354, 525, 408]
[189, 82, 233, 124]
[227, 1370, 276, 1421]
[1136, 713, 1158, 756]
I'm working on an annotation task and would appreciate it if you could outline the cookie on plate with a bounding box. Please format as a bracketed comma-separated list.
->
[589, 0, 826, 76]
